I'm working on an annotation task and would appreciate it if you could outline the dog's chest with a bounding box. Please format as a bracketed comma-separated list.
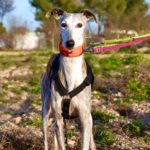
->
[60, 56, 86, 92]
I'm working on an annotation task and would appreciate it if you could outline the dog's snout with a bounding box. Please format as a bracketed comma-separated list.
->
[66, 39, 75, 49]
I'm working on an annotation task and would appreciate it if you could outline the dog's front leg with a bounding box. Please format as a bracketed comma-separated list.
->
[89, 113, 96, 150]
[55, 117, 66, 150]
[42, 98, 51, 150]
[54, 97, 66, 150]
[53, 131, 59, 150]
[79, 107, 92, 150]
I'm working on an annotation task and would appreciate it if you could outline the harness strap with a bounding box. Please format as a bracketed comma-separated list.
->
[50, 54, 94, 119]
[54, 62, 93, 119]
[54, 70, 92, 98]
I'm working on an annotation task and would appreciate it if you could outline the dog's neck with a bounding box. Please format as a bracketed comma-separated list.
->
[59, 44, 84, 57]
[59, 53, 86, 92]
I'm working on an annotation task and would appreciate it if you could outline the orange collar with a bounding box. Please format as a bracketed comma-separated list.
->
[59, 44, 84, 57]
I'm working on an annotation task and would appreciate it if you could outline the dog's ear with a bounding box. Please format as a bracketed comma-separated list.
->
[46, 8, 65, 20]
[81, 9, 97, 23]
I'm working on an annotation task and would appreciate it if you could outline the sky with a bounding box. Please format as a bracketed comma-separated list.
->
[3, 0, 41, 31]
[3, 0, 150, 32]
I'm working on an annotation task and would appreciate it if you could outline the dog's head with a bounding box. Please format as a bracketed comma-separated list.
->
[46, 8, 96, 50]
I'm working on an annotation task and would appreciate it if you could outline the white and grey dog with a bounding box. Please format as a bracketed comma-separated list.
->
[41, 8, 96, 150]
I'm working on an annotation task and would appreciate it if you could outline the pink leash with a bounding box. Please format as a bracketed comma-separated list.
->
[91, 36, 150, 53]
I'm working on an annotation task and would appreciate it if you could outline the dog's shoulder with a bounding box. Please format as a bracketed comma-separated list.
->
[46, 54, 57, 74]
[46, 54, 60, 78]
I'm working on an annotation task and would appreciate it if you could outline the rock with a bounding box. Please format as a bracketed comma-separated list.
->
[68, 139, 75, 148]
[14, 116, 22, 124]
[21, 92, 28, 101]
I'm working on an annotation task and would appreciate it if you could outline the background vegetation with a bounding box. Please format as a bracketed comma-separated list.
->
[29, 0, 150, 48]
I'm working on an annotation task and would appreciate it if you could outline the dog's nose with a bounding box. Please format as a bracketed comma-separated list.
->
[66, 39, 75, 49]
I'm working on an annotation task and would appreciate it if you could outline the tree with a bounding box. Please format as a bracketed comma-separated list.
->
[123, 0, 150, 32]
[30, 0, 82, 21]
[30, 0, 150, 41]
[0, 22, 7, 34]
[0, 0, 14, 22]
[29, 0, 53, 48]
[30, 0, 51, 21]
[51, 0, 82, 12]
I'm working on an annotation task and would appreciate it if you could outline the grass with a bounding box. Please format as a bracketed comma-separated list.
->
[0, 48, 150, 149]
[0, 48, 149, 104]
[92, 91, 106, 99]
[33, 98, 42, 106]
[94, 126, 116, 147]
[31, 86, 41, 94]
[20, 86, 30, 92]
[127, 78, 150, 101]
[21, 114, 42, 128]
[92, 111, 115, 123]
[144, 137, 150, 144]
[9, 87, 22, 94]
[86, 53, 148, 79]
[92, 111, 116, 147]
[123, 119, 148, 136]
[88, 53, 150, 103]
[67, 130, 76, 138]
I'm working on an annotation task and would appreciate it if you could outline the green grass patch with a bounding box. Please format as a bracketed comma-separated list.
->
[92, 111, 115, 123]
[28, 78, 40, 86]
[0, 98, 5, 104]
[20, 86, 30, 92]
[94, 124, 116, 147]
[31, 86, 41, 94]
[118, 47, 136, 53]
[30, 49, 55, 57]
[0, 59, 15, 69]
[123, 119, 147, 136]
[85, 53, 101, 74]
[115, 98, 135, 104]
[143, 136, 150, 144]
[85, 53, 145, 78]
[21, 115, 42, 128]
[122, 55, 143, 65]
[0, 55, 30, 69]
[67, 130, 76, 138]
[10, 87, 21, 94]
[92, 91, 106, 99]
[127, 78, 150, 101]
[92, 111, 116, 147]
[99, 57, 122, 70]
[33, 98, 42, 106]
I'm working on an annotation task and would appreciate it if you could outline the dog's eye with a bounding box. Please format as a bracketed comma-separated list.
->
[76, 23, 83, 28]
[61, 22, 67, 28]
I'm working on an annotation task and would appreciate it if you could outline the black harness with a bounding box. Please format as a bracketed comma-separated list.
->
[49, 54, 94, 119]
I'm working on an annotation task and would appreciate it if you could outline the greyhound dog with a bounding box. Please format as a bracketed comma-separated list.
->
[41, 8, 96, 150]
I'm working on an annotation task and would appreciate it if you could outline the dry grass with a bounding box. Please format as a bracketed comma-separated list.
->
[0, 127, 43, 150]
